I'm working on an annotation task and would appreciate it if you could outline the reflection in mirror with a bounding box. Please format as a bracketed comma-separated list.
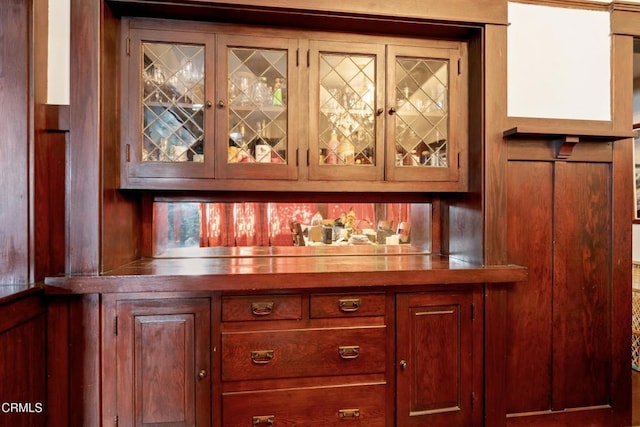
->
[153, 202, 423, 256]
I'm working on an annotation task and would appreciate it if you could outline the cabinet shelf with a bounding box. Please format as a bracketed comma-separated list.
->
[503, 125, 637, 159]
[503, 126, 636, 142]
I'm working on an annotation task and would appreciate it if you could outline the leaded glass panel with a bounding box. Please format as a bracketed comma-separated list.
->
[142, 42, 205, 163]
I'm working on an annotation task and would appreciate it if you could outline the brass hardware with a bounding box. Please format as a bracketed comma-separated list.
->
[338, 298, 361, 313]
[217, 100, 225, 108]
[400, 360, 407, 369]
[251, 350, 275, 364]
[205, 100, 213, 108]
[338, 409, 360, 418]
[198, 369, 207, 380]
[338, 346, 360, 360]
[252, 415, 275, 427]
[376, 107, 384, 116]
[388, 107, 397, 115]
[251, 302, 275, 316]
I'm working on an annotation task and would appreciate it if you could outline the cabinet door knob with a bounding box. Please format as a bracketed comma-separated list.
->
[388, 107, 397, 115]
[198, 369, 208, 380]
[217, 100, 225, 109]
[400, 360, 408, 369]
[205, 100, 213, 108]
[376, 107, 384, 116]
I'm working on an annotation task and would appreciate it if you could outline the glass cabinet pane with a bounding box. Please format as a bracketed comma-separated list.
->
[394, 57, 448, 168]
[142, 42, 205, 163]
[319, 53, 376, 166]
[227, 47, 288, 164]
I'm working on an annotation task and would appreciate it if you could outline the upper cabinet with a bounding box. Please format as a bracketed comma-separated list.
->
[215, 34, 299, 180]
[124, 28, 215, 180]
[120, 20, 468, 191]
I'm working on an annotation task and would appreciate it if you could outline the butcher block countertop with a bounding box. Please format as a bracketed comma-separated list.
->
[44, 246, 527, 294]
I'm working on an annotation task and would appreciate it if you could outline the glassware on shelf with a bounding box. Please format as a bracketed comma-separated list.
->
[231, 72, 254, 106]
[251, 77, 271, 107]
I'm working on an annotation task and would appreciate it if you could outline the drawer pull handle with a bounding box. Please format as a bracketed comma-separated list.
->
[338, 409, 360, 418]
[338, 298, 361, 312]
[338, 346, 360, 360]
[251, 302, 275, 316]
[252, 415, 275, 426]
[251, 350, 275, 364]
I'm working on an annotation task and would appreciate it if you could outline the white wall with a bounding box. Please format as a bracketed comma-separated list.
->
[48, 0, 70, 104]
[507, 2, 611, 120]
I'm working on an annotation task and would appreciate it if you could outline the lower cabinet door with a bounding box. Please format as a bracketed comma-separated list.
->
[115, 298, 211, 427]
[222, 383, 386, 426]
[396, 292, 476, 427]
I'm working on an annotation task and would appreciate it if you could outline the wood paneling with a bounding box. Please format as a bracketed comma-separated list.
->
[0, 0, 31, 284]
[552, 161, 611, 409]
[506, 161, 554, 413]
[505, 157, 624, 424]
[0, 292, 46, 427]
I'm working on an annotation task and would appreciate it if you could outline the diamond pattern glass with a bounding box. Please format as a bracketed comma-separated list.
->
[142, 42, 205, 163]
[395, 57, 448, 168]
[227, 48, 288, 164]
[319, 53, 376, 166]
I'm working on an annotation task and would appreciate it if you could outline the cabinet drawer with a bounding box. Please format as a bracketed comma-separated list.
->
[222, 383, 386, 426]
[222, 326, 386, 381]
[222, 294, 302, 322]
[310, 293, 385, 318]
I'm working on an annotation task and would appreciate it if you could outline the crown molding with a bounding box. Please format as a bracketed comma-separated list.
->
[509, 0, 610, 11]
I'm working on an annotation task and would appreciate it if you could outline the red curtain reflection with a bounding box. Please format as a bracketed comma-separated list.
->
[155, 202, 412, 249]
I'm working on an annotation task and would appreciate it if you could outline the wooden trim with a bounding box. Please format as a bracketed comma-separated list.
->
[508, 0, 610, 12]
[611, 1, 640, 36]
[503, 126, 636, 141]
[611, 0, 640, 13]
[43, 104, 70, 132]
[107, 0, 508, 26]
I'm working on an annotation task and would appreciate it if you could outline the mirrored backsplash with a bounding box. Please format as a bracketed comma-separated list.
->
[153, 202, 428, 256]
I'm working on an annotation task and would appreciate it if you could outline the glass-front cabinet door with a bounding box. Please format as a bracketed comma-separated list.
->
[308, 41, 385, 181]
[385, 44, 466, 182]
[215, 35, 298, 180]
[125, 29, 215, 179]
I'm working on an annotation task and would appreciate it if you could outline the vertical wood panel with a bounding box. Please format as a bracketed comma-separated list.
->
[553, 161, 611, 409]
[0, 0, 30, 283]
[610, 33, 634, 427]
[0, 293, 46, 427]
[68, 0, 101, 274]
[68, 294, 101, 425]
[46, 298, 70, 427]
[505, 161, 553, 414]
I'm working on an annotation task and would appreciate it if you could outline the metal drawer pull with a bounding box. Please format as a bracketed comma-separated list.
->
[338, 409, 360, 418]
[252, 415, 275, 426]
[251, 350, 275, 364]
[251, 302, 275, 316]
[338, 346, 360, 360]
[338, 298, 361, 313]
